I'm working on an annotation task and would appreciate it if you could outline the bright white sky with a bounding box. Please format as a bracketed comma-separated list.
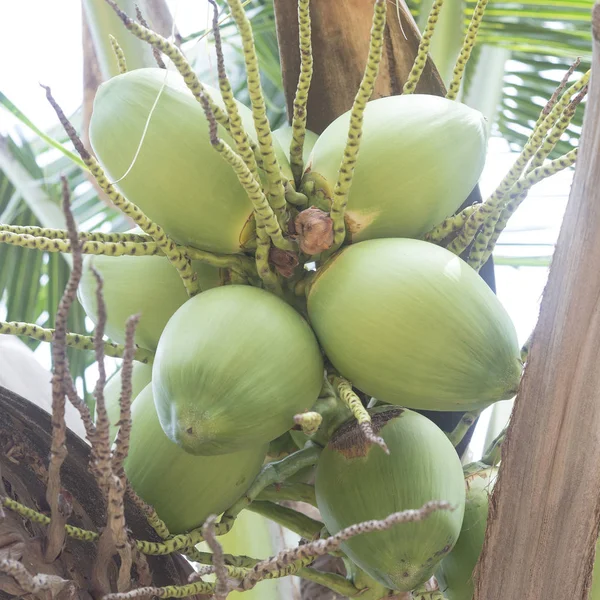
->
[0, 0, 575, 455]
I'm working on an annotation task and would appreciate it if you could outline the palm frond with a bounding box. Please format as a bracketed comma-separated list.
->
[408, 0, 593, 154]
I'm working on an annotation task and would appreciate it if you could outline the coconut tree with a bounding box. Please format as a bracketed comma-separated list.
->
[0, 1, 597, 599]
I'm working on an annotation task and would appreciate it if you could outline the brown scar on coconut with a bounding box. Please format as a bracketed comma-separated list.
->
[294, 207, 334, 255]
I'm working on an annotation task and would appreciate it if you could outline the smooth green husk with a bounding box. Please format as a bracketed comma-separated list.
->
[89, 68, 260, 253]
[125, 383, 268, 534]
[102, 362, 153, 442]
[315, 406, 466, 592]
[78, 253, 223, 351]
[435, 463, 498, 600]
[153, 285, 324, 455]
[301, 94, 487, 241]
[307, 238, 522, 411]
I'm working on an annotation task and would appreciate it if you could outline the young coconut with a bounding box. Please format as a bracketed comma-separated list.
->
[125, 383, 268, 534]
[101, 362, 153, 442]
[434, 463, 498, 600]
[315, 406, 466, 592]
[152, 285, 324, 455]
[307, 238, 522, 411]
[78, 253, 223, 351]
[89, 68, 287, 254]
[301, 94, 487, 243]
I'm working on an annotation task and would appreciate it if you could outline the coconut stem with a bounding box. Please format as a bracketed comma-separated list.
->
[469, 149, 578, 269]
[445, 0, 488, 101]
[208, 0, 261, 183]
[422, 205, 477, 244]
[331, 376, 389, 455]
[103, 579, 215, 599]
[256, 481, 317, 506]
[247, 500, 323, 539]
[0, 231, 164, 257]
[112, 315, 140, 480]
[224, 0, 289, 230]
[134, 4, 166, 69]
[202, 515, 230, 600]
[284, 181, 309, 208]
[0, 320, 154, 364]
[221, 444, 322, 525]
[481, 426, 507, 466]
[402, 0, 445, 95]
[446, 409, 482, 447]
[294, 411, 323, 436]
[526, 85, 587, 174]
[241, 501, 454, 589]
[109, 34, 128, 74]
[535, 57, 581, 128]
[103, 0, 231, 132]
[90, 266, 112, 494]
[45, 177, 81, 563]
[327, 0, 387, 256]
[0, 224, 150, 243]
[42, 84, 200, 297]
[290, 0, 313, 186]
[445, 71, 589, 257]
[127, 484, 171, 540]
[197, 90, 295, 253]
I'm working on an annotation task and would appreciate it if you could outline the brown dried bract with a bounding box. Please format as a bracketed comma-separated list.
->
[269, 248, 299, 278]
[294, 207, 334, 255]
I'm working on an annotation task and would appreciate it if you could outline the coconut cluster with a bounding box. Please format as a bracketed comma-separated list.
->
[80, 64, 523, 593]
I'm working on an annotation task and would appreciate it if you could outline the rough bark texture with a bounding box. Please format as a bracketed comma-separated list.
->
[0, 386, 203, 600]
[473, 5, 600, 599]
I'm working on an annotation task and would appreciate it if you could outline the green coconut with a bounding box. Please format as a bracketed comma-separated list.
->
[125, 383, 267, 534]
[435, 463, 498, 600]
[89, 68, 286, 253]
[315, 406, 466, 592]
[301, 94, 487, 242]
[101, 362, 153, 442]
[78, 253, 223, 351]
[307, 238, 522, 411]
[152, 285, 324, 455]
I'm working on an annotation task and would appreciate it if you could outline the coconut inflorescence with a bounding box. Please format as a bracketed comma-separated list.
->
[316, 407, 466, 591]
[3, 0, 557, 597]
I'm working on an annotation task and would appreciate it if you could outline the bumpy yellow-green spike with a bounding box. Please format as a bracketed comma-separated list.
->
[0, 224, 149, 243]
[403, 0, 444, 95]
[43, 85, 199, 297]
[526, 85, 587, 174]
[104, 0, 231, 132]
[1, 497, 99, 543]
[290, 0, 313, 185]
[0, 231, 162, 257]
[208, 0, 260, 181]
[294, 411, 322, 436]
[423, 205, 477, 244]
[331, 376, 389, 454]
[328, 0, 387, 254]
[103, 580, 215, 599]
[225, 0, 289, 228]
[470, 149, 578, 269]
[446, 0, 488, 101]
[109, 34, 128, 74]
[446, 71, 589, 257]
[197, 91, 294, 254]
[0, 320, 154, 364]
